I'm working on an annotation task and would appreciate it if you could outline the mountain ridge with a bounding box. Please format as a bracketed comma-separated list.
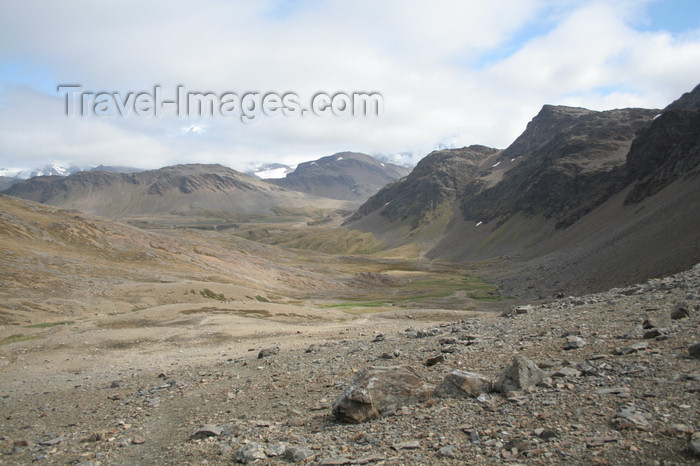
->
[269, 151, 411, 201]
[346, 84, 700, 296]
[2, 163, 354, 219]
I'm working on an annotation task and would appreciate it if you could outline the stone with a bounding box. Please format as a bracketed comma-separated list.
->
[494, 355, 545, 394]
[191, 424, 223, 439]
[641, 317, 658, 329]
[433, 370, 492, 398]
[257, 347, 279, 359]
[234, 442, 267, 463]
[552, 367, 581, 378]
[392, 441, 421, 451]
[614, 342, 649, 355]
[613, 407, 650, 430]
[437, 445, 458, 458]
[671, 301, 695, 320]
[690, 432, 700, 458]
[131, 436, 146, 445]
[425, 354, 445, 366]
[596, 387, 630, 396]
[576, 361, 598, 376]
[534, 427, 557, 440]
[563, 335, 586, 350]
[265, 443, 287, 457]
[331, 365, 433, 423]
[284, 445, 315, 463]
[689, 342, 700, 359]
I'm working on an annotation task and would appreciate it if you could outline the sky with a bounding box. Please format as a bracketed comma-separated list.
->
[1, 0, 699, 173]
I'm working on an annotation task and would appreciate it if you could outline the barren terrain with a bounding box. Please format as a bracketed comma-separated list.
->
[0, 194, 698, 464]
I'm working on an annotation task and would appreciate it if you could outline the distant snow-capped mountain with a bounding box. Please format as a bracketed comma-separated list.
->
[0, 164, 143, 181]
[248, 163, 296, 180]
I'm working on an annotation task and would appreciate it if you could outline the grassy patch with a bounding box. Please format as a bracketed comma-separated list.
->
[255, 295, 269, 303]
[199, 288, 226, 301]
[25, 320, 75, 328]
[323, 301, 387, 310]
[0, 333, 42, 345]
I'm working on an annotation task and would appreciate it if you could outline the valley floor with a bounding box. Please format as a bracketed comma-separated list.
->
[0, 265, 698, 464]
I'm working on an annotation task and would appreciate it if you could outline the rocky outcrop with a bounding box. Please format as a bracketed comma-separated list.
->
[460, 106, 658, 228]
[625, 83, 700, 203]
[345, 145, 496, 231]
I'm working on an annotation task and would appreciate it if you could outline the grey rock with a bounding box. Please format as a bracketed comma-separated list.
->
[552, 367, 581, 378]
[613, 407, 651, 430]
[284, 445, 315, 463]
[596, 387, 631, 396]
[534, 427, 557, 439]
[425, 354, 445, 366]
[331, 365, 433, 423]
[265, 443, 287, 457]
[689, 342, 700, 359]
[494, 355, 545, 394]
[234, 442, 267, 463]
[437, 444, 458, 458]
[614, 342, 649, 355]
[690, 433, 700, 458]
[257, 347, 279, 359]
[671, 301, 694, 319]
[563, 335, 586, 350]
[392, 440, 421, 451]
[191, 424, 222, 439]
[576, 361, 598, 376]
[433, 370, 492, 398]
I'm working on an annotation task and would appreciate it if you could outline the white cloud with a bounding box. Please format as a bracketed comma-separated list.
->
[0, 0, 699, 171]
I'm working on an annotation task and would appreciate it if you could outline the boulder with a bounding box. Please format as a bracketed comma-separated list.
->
[689, 342, 700, 360]
[331, 365, 433, 423]
[433, 370, 492, 398]
[494, 355, 544, 394]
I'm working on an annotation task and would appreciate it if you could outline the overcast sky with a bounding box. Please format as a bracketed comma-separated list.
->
[1, 0, 699, 173]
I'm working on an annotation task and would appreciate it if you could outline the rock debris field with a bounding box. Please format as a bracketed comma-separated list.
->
[1, 265, 699, 465]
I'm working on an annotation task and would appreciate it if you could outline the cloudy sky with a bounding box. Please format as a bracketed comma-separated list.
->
[1, 0, 699, 173]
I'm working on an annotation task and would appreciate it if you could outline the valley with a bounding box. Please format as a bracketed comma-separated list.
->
[0, 84, 698, 464]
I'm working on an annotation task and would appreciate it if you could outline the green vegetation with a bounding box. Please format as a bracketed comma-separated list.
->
[255, 295, 269, 303]
[0, 333, 42, 345]
[25, 320, 75, 328]
[199, 288, 226, 301]
[325, 268, 503, 311]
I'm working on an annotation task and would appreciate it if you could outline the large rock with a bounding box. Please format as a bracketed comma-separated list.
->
[433, 370, 492, 398]
[494, 355, 545, 394]
[331, 365, 433, 423]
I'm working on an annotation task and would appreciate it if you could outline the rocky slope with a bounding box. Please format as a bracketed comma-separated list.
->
[2, 164, 352, 219]
[344, 146, 497, 240]
[347, 84, 700, 297]
[1, 263, 698, 464]
[269, 152, 411, 201]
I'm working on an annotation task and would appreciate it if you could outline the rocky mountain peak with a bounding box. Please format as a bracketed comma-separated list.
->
[269, 152, 410, 201]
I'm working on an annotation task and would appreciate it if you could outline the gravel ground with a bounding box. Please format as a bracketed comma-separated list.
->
[1, 265, 699, 465]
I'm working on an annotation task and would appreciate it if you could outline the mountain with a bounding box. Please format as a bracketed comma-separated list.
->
[347, 84, 700, 296]
[0, 176, 20, 191]
[248, 163, 296, 180]
[268, 152, 411, 201]
[344, 145, 497, 241]
[2, 163, 353, 219]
